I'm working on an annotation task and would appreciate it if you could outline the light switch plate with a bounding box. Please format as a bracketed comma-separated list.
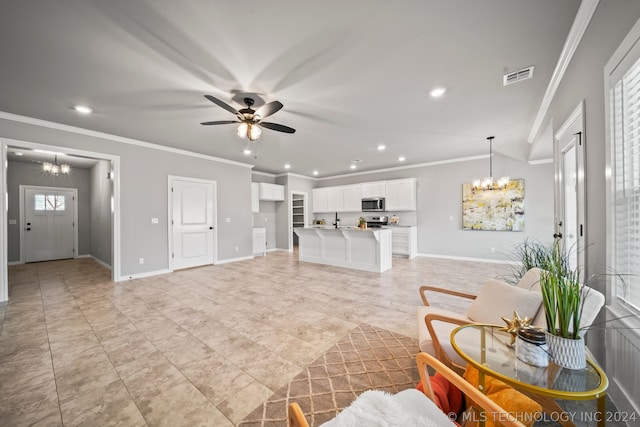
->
[226, 218, 231, 223]
[151, 218, 158, 224]
[8, 219, 16, 225]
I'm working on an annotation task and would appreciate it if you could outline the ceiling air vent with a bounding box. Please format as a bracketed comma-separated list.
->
[503, 66, 535, 86]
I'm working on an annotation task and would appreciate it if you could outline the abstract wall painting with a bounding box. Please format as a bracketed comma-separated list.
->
[462, 179, 524, 231]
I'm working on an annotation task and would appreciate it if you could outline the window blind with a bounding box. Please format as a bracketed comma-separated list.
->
[612, 55, 640, 312]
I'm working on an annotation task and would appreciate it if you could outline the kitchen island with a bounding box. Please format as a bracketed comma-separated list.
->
[293, 227, 392, 273]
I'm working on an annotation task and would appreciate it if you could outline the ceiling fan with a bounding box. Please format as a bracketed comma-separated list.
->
[201, 95, 296, 141]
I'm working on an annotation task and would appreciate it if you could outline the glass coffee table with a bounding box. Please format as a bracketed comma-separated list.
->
[450, 324, 608, 427]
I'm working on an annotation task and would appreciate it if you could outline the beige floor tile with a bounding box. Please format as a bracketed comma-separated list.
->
[216, 380, 274, 424]
[138, 381, 233, 427]
[0, 352, 55, 398]
[179, 353, 255, 404]
[59, 379, 145, 427]
[116, 350, 188, 402]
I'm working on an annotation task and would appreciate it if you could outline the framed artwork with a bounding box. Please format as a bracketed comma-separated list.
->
[462, 179, 524, 231]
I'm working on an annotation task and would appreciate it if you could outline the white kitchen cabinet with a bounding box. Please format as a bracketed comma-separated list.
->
[342, 184, 362, 212]
[258, 183, 285, 201]
[252, 227, 266, 256]
[251, 182, 259, 213]
[313, 188, 329, 213]
[391, 226, 417, 259]
[361, 181, 386, 198]
[326, 187, 344, 212]
[385, 178, 417, 211]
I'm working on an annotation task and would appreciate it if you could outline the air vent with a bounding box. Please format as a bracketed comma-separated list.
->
[503, 66, 535, 86]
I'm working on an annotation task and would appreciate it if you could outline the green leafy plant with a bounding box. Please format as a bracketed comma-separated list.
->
[510, 239, 586, 339]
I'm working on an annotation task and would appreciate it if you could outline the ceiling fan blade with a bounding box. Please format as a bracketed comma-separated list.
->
[255, 101, 283, 119]
[260, 122, 296, 134]
[200, 120, 240, 125]
[204, 95, 239, 115]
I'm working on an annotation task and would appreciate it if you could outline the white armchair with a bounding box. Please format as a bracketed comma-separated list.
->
[416, 268, 544, 373]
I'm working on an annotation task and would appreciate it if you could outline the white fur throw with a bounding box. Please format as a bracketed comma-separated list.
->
[319, 389, 454, 427]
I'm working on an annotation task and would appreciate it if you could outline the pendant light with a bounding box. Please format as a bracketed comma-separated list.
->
[472, 136, 509, 190]
[42, 155, 71, 176]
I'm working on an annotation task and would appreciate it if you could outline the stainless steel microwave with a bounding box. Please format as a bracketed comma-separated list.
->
[362, 197, 385, 212]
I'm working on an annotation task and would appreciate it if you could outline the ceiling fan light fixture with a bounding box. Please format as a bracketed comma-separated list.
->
[237, 123, 261, 141]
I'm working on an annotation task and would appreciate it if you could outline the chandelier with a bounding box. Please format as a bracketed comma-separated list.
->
[42, 155, 70, 176]
[472, 136, 509, 190]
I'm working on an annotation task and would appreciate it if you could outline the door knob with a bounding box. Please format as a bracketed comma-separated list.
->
[553, 232, 563, 239]
[209, 227, 213, 230]
[26, 228, 31, 231]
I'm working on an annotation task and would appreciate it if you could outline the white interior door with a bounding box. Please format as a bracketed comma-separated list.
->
[554, 103, 586, 278]
[23, 187, 76, 262]
[170, 177, 216, 269]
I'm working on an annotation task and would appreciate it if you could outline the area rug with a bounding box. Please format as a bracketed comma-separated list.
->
[238, 324, 420, 427]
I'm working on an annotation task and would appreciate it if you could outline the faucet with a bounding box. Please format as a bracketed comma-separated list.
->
[333, 212, 340, 228]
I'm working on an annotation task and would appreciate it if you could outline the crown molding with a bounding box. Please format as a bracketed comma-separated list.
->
[315, 154, 489, 181]
[527, 0, 600, 143]
[0, 111, 255, 169]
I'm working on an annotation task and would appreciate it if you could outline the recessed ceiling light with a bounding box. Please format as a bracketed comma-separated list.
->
[74, 105, 93, 114]
[377, 144, 386, 151]
[243, 149, 251, 155]
[398, 156, 406, 162]
[284, 163, 291, 169]
[313, 170, 319, 176]
[430, 87, 446, 98]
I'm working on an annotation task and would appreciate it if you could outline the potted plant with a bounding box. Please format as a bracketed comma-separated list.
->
[358, 217, 367, 229]
[534, 241, 588, 369]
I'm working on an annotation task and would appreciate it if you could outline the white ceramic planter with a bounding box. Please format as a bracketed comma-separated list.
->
[545, 332, 586, 370]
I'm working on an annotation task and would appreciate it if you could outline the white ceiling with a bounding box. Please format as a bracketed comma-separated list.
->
[0, 0, 581, 177]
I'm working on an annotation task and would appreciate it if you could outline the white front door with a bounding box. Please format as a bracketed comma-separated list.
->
[170, 177, 216, 270]
[23, 187, 76, 262]
[554, 103, 586, 277]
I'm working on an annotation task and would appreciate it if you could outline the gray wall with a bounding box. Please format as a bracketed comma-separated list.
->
[1, 117, 253, 276]
[531, 0, 640, 412]
[90, 160, 113, 266]
[317, 155, 555, 261]
[7, 161, 91, 261]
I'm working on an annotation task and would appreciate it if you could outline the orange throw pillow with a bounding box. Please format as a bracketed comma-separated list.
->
[417, 373, 464, 424]
[463, 366, 542, 427]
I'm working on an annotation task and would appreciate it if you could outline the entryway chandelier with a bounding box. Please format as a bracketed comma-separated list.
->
[472, 136, 509, 190]
[42, 155, 70, 176]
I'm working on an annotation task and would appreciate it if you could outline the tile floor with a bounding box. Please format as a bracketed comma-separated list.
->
[0, 252, 519, 426]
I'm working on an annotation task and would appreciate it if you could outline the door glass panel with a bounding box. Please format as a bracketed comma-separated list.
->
[35, 194, 66, 211]
[34, 194, 46, 210]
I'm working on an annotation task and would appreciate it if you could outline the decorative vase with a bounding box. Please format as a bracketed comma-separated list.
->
[545, 331, 586, 370]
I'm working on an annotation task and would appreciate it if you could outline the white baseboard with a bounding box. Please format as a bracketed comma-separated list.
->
[118, 269, 171, 281]
[215, 255, 254, 265]
[417, 253, 513, 265]
[7, 261, 20, 266]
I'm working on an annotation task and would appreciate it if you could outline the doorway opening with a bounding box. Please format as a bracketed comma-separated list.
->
[290, 191, 308, 249]
[554, 101, 586, 279]
[1, 138, 120, 302]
